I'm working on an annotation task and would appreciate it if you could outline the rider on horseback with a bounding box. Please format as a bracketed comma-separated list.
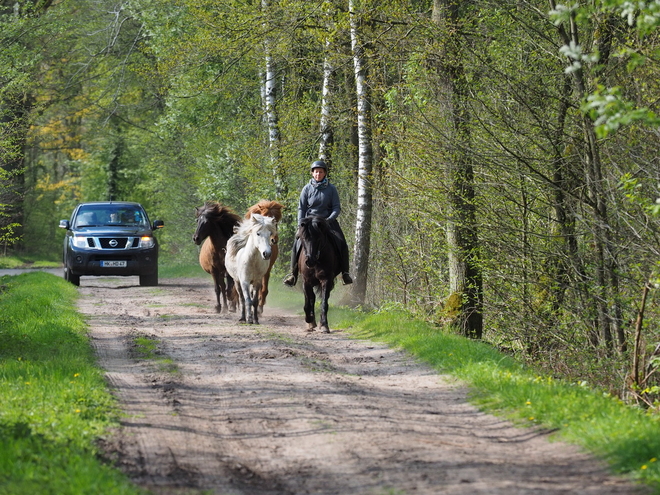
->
[283, 160, 353, 287]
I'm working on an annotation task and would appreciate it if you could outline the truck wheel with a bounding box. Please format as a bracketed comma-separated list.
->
[65, 267, 80, 286]
[140, 273, 158, 286]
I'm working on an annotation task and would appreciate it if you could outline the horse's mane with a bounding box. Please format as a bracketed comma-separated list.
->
[299, 216, 331, 244]
[245, 200, 284, 222]
[226, 215, 277, 257]
[197, 201, 241, 239]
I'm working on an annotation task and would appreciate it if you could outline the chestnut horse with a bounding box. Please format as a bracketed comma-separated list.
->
[193, 201, 241, 313]
[244, 200, 284, 314]
[297, 216, 342, 333]
[225, 214, 278, 324]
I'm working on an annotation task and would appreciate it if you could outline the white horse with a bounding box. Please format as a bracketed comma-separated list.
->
[225, 213, 278, 324]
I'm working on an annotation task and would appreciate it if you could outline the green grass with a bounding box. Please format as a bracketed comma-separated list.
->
[159, 263, 207, 278]
[0, 255, 61, 269]
[131, 335, 179, 375]
[0, 272, 142, 495]
[335, 309, 660, 492]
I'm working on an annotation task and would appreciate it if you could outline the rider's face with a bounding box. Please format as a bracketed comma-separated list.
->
[312, 167, 326, 181]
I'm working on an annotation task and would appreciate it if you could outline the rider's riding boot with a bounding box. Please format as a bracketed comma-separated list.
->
[342, 272, 353, 285]
[283, 273, 297, 287]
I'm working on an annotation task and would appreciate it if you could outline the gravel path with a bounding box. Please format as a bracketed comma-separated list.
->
[76, 276, 645, 494]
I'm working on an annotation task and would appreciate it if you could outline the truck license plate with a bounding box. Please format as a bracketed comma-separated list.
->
[101, 260, 127, 268]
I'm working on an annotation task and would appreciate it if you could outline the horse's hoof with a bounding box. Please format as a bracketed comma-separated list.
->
[306, 322, 316, 332]
[320, 326, 330, 333]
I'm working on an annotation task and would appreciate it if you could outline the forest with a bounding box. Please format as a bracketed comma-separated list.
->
[2, 0, 660, 404]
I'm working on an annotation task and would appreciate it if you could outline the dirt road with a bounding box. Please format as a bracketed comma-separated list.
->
[79, 276, 645, 494]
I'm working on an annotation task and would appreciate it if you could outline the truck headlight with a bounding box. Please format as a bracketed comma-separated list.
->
[139, 236, 155, 248]
[72, 236, 89, 248]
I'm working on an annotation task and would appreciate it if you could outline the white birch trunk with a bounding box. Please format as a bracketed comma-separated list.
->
[261, 0, 285, 199]
[349, 0, 373, 307]
[318, 44, 334, 163]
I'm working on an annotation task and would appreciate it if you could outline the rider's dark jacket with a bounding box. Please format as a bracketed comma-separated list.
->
[297, 178, 340, 225]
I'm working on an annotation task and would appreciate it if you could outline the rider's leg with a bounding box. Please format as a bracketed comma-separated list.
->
[340, 240, 353, 285]
[283, 238, 300, 286]
[328, 220, 353, 285]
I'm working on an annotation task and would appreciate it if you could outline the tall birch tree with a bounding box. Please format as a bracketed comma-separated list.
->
[262, 0, 286, 200]
[348, 0, 373, 307]
[318, 39, 335, 165]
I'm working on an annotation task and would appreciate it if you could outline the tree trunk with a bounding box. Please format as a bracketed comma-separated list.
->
[550, 0, 618, 350]
[433, 0, 483, 339]
[261, 0, 286, 200]
[348, 0, 373, 307]
[318, 43, 335, 166]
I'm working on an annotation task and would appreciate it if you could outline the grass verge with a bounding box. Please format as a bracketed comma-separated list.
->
[335, 309, 660, 492]
[0, 272, 141, 495]
[0, 255, 60, 269]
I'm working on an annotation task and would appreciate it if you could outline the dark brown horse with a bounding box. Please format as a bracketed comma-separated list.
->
[297, 216, 342, 333]
[244, 200, 284, 314]
[193, 201, 241, 313]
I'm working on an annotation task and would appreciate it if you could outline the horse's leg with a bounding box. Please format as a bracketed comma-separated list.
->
[211, 267, 223, 312]
[303, 282, 317, 331]
[251, 282, 262, 325]
[218, 271, 229, 314]
[259, 270, 270, 315]
[242, 280, 254, 324]
[319, 280, 331, 333]
[226, 275, 237, 312]
[259, 246, 277, 314]
[236, 279, 247, 323]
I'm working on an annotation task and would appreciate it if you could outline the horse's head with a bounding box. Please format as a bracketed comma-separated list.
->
[193, 205, 212, 245]
[249, 213, 278, 260]
[193, 201, 240, 245]
[298, 216, 329, 268]
[246, 200, 284, 223]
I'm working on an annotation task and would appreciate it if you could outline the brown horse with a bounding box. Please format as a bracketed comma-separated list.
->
[297, 216, 342, 333]
[244, 200, 284, 314]
[193, 201, 241, 313]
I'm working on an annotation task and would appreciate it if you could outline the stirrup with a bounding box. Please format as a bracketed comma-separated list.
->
[342, 272, 353, 285]
[283, 273, 297, 287]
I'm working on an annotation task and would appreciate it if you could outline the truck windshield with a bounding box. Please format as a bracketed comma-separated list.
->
[74, 206, 148, 228]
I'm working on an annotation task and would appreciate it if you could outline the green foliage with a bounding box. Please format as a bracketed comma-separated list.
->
[0, 272, 141, 494]
[550, 0, 660, 136]
[6, 0, 660, 406]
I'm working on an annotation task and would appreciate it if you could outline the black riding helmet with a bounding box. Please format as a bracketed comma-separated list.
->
[310, 160, 327, 172]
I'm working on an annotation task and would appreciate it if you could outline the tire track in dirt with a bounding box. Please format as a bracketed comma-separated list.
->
[79, 277, 647, 494]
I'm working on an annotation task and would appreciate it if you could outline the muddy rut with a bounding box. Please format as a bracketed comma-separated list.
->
[78, 277, 645, 494]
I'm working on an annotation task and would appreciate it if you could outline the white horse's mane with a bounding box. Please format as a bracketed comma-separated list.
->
[226, 214, 276, 257]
